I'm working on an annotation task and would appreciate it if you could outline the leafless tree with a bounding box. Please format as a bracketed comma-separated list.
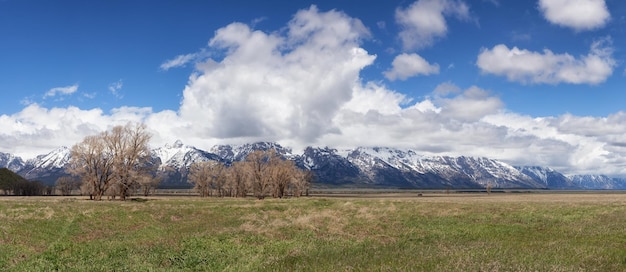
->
[271, 158, 296, 198]
[137, 175, 161, 196]
[68, 122, 152, 201]
[55, 176, 81, 196]
[290, 168, 313, 197]
[226, 161, 250, 198]
[188, 160, 227, 197]
[107, 123, 153, 201]
[245, 150, 280, 199]
[68, 134, 115, 201]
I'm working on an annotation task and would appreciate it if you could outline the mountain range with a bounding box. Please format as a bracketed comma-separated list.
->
[1, 141, 625, 190]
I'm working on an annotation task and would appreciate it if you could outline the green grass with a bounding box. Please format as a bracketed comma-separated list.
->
[1, 194, 626, 271]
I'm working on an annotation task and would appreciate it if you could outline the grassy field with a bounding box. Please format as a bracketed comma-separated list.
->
[1, 193, 625, 271]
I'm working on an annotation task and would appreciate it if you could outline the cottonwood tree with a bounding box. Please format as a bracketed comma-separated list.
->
[55, 176, 81, 196]
[68, 122, 152, 201]
[243, 149, 313, 199]
[290, 168, 313, 197]
[270, 158, 297, 198]
[107, 123, 153, 200]
[137, 175, 161, 196]
[188, 160, 227, 197]
[226, 161, 249, 197]
[186, 149, 313, 199]
[245, 150, 280, 199]
[68, 134, 115, 201]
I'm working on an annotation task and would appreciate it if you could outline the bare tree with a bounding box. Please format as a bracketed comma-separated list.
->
[55, 176, 81, 196]
[245, 150, 280, 199]
[226, 161, 250, 198]
[159, 148, 317, 200]
[239, 149, 313, 199]
[137, 175, 161, 196]
[68, 134, 115, 201]
[291, 168, 313, 197]
[68, 122, 152, 201]
[107, 123, 153, 201]
[188, 160, 227, 197]
[271, 158, 296, 198]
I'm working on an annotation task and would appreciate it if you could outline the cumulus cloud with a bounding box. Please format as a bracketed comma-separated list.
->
[0, 104, 110, 158]
[395, 0, 471, 50]
[0, 103, 192, 159]
[476, 38, 615, 84]
[538, 0, 610, 31]
[384, 53, 439, 80]
[179, 5, 373, 143]
[482, 111, 626, 175]
[44, 84, 78, 98]
[3, 5, 626, 177]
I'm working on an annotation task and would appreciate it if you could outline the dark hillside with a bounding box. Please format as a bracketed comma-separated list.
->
[0, 167, 45, 195]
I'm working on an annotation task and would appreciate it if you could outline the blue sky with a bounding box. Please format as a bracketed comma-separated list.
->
[1, 0, 626, 176]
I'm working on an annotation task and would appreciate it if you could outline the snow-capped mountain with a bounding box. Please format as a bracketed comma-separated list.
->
[150, 140, 222, 186]
[152, 140, 221, 170]
[0, 152, 25, 172]
[211, 142, 295, 164]
[17, 146, 71, 184]
[568, 175, 626, 190]
[296, 147, 362, 186]
[2, 141, 626, 190]
[515, 166, 578, 189]
[340, 147, 543, 188]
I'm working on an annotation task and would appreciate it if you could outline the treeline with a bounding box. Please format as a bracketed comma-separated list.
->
[188, 149, 312, 199]
[66, 122, 312, 200]
[0, 168, 51, 196]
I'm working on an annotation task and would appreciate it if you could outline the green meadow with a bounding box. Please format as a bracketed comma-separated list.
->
[1, 193, 625, 271]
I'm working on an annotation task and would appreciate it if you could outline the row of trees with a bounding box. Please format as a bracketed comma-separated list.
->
[55, 175, 160, 197]
[64, 122, 312, 200]
[67, 122, 156, 201]
[188, 149, 312, 199]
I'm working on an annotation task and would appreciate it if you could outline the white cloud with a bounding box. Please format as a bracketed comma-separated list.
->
[433, 81, 461, 96]
[108, 80, 123, 98]
[44, 84, 78, 98]
[476, 38, 615, 84]
[384, 53, 439, 81]
[395, 0, 471, 50]
[3, 5, 626, 178]
[160, 52, 207, 71]
[0, 104, 110, 158]
[482, 111, 626, 175]
[179, 5, 373, 143]
[438, 86, 503, 122]
[538, 0, 610, 31]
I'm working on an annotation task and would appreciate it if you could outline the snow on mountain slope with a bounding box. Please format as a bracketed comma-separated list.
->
[343, 147, 542, 188]
[0, 152, 25, 172]
[568, 175, 626, 190]
[5, 141, 626, 190]
[516, 166, 578, 189]
[152, 140, 220, 170]
[18, 146, 71, 184]
[211, 142, 295, 163]
[296, 147, 363, 185]
[24, 146, 71, 170]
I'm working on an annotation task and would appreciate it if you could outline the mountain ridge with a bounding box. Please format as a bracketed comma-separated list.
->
[1, 141, 625, 190]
